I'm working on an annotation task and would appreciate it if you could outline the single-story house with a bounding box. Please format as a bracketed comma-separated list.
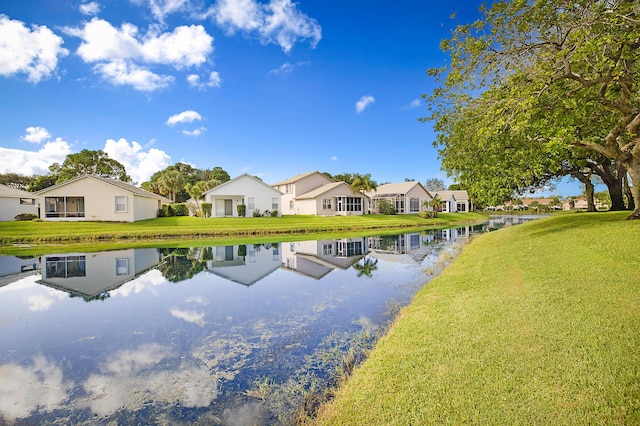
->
[203, 173, 282, 217]
[367, 181, 432, 214]
[38, 248, 163, 300]
[35, 175, 170, 222]
[272, 171, 368, 216]
[0, 184, 39, 221]
[433, 190, 472, 212]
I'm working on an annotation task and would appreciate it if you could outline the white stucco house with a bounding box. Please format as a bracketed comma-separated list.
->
[0, 184, 39, 221]
[35, 175, 170, 222]
[271, 171, 368, 216]
[367, 181, 432, 214]
[433, 190, 472, 212]
[203, 173, 282, 217]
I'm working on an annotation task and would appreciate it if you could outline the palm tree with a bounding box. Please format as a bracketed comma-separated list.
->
[157, 169, 186, 203]
[427, 196, 443, 217]
[353, 256, 379, 278]
[351, 173, 378, 214]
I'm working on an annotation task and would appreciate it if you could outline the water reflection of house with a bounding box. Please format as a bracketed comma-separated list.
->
[281, 238, 367, 279]
[0, 256, 41, 287]
[438, 226, 473, 242]
[368, 233, 435, 264]
[37, 249, 162, 300]
[204, 244, 281, 286]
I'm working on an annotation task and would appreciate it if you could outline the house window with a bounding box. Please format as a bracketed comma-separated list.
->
[336, 241, 363, 257]
[322, 244, 333, 255]
[116, 258, 129, 275]
[456, 202, 467, 212]
[248, 198, 255, 209]
[20, 198, 35, 205]
[45, 255, 86, 278]
[335, 197, 362, 212]
[115, 196, 127, 212]
[286, 183, 293, 194]
[289, 200, 294, 210]
[409, 198, 420, 213]
[322, 199, 332, 210]
[45, 196, 85, 218]
[395, 199, 404, 214]
[272, 197, 279, 210]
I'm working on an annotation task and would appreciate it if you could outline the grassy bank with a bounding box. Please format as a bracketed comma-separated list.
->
[314, 212, 640, 424]
[0, 212, 484, 248]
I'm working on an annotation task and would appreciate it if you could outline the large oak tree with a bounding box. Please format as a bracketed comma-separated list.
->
[425, 0, 640, 219]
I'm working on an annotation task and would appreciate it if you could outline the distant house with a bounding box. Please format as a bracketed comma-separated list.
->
[35, 175, 170, 222]
[433, 190, 472, 213]
[203, 173, 282, 217]
[0, 184, 39, 221]
[272, 171, 368, 216]
[367, 181, 432, 214]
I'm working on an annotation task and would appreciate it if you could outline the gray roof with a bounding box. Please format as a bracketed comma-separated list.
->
[296, 181, 358, 200]
[0, 184, 35, 198]
[367, 181, 431, 198]
[271, 171, 333, 186]
[203, 173, 283, 196]
[434, 190, 470, 201]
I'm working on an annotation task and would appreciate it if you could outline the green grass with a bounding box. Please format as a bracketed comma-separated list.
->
[314, 211, 640, 425]
[0, 212, 485, 255]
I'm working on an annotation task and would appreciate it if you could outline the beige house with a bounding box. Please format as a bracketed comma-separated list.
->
[433, 190, 472, 212]
[368, 181, 432, 214]
[35, 175, 170, 222]
[203, 173, 282, 217]
[272, 171, 368, 216]
[0, 184, 39, 221]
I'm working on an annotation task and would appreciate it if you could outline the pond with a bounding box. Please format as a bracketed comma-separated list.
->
[0, 216, 536, 425]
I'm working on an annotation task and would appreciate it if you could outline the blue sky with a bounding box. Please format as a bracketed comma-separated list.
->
[0, 0, 583, 196]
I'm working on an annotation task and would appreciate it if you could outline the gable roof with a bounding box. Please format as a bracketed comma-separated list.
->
[368, 181, 431, 198]
[35, 174, 171, 202]
[203, 173, 282, 196]
[0, 184, 35, 198]
[434, 190, 470, 201]
[271, 171, 333, 186]
[296, 181, 360, 200]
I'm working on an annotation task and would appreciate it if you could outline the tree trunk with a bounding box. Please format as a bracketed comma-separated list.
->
[625, 164, 640, 220]
[584, 179, 596, 212]
[623, 172, 635, 212]
[595, 162, 626, 211]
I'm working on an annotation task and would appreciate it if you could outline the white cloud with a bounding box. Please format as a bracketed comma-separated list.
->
[208, 0, 321, 53]
[356, 95, 375, 113]
[268, 61, 308, 76]
[147, 0, 190, 22]
[94, 59, 174, 91]
[22, 126, 51, 143]
[79, 2, 101, 16]
[103, 138, 171, 183]
[65, 18, 213, 91]
[187, 71, 221, 90]
[0, 138, 72, 175]
[0, 15, 69, 83]
[0, 355, 73, 419]
[170, 307, 205, 325]
[166, 110, 202, 126]
[182, 127, 207, 137]
[330, 155, 337, 161]
[402, 99, 421, 110]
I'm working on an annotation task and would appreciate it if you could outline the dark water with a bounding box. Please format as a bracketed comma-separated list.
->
[0, 217, 535, 425]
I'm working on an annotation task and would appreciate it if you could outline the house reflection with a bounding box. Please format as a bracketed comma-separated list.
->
[37, 248, 162, 301]
[368, 233, 435, 264]
[204, 243, 282, 286]
[0, 256, 40, 287]
[281, 237, 368, 279]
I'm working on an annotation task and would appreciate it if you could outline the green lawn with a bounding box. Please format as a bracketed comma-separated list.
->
[0, 212, 486, 255]
[314, 212, 640, 425]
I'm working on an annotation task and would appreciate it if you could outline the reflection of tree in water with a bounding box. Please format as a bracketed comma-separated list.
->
[353, 256, 378, 278]
[158, 248, 206, 283]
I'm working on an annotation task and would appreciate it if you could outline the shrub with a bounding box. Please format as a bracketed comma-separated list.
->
[271, 209, 278, 217]
[201, 202, 212, 218]
[253, 209, 262, 217]
[238, 245, 247, 257]
[237, 204, 246, 217]
[15, 213, 38, 221]
[171, 203, 189, 216]
[158, 205, 174, 217]
[378, 200, 396, 215]
[419, 211, 437, 219]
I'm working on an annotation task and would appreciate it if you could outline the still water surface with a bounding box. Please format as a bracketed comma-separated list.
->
[0, 216, 536, 425]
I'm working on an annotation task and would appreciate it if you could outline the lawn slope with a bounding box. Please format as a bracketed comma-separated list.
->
[315, 212, 640, 425]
